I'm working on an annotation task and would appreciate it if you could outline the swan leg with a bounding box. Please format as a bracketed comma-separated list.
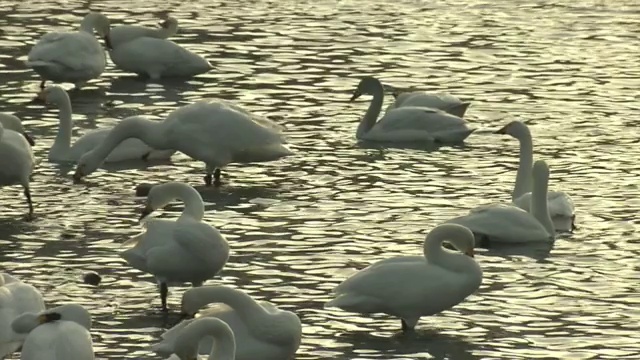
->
[39, 80, 46, 89]
[159, 282, 169, 312]
[401, 319, 415, 332]
[23, 187, 33, 221]
[214, 169, 222, 187]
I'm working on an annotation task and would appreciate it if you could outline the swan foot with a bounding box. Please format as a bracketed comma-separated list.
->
[24, 188, 34, 221]
[159, 282, 169, 312]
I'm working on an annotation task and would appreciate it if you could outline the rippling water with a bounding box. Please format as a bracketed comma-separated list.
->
[1, 0, 639, 358]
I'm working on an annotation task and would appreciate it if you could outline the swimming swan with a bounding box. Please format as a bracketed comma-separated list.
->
[109, 17, 178, 49]
[495, 121, 576, 232]
[385, 88, 470, 118]
[0, 121, 35, 219]
[41, 85, 175, 163]
[12, 304, 93, 360]
[73, 100, 292, 186]
[153, 285, 301, 360]
[0, 273, 45, 358]
[121, 182, 230, 312]
[163, 318, 236, 360]
[0, 114, 35, 146]
[325, 223, 482, 332]
[446, 160, 555, 246]
[351, 77, 474, 144]
[27, 12, 112, 90]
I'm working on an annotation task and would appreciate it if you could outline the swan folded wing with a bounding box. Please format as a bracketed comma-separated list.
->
[172, 220, 229, 266]
[28, 33, 102, 71]
[377, 107, 467, 133]
[20, 322, 93, 360]
[3, 283, 44, 315]
[114, 38, 209, 76]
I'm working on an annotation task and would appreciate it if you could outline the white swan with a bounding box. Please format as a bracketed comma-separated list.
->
[351, 77, 474, 144]
[41, 85, 175, 163]
[495, 121, 576, 232]
[121, 182, 230, 311]
[385, 89, 471, 118]
[0, 114, 35, 146]
[109, 17, 178, 49]
[27, 12, 111, 90]
[73, 100, 292, 186]
[0, 273, 45, 358]
[446, 160, 555, 246]
[325, 223, 481, 332]
[164, 318, 236, 360]
[153, 285, 301, 360]
[12, 304, 93, 360]
[0, 120, 35, 219]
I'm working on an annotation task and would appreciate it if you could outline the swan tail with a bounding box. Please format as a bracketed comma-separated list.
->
[445, 102, 471, 118]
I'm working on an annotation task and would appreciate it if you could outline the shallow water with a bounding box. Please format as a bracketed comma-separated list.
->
[1, 0, 639, 359]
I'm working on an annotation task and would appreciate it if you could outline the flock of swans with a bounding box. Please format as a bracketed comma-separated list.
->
[0, 11, 578, 360]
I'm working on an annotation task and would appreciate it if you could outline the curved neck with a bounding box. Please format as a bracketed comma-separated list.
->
[177, 320, 236, 360]
[357, 84, 384, 138]
[164, 183, 205, 221]
[158, 23, 178, 38]
[50, 95, 74, 158]
[186, 286, 266, 323]
[531, 171, 554, 237]
[512, 130, 534, 201]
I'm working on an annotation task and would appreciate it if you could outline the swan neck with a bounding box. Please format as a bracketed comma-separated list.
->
[89, 117, 165, 163]
[187, 287, 267, 323]
[424, 230, 457, 268]
[168, 183, 205, 221]
[531, 170, 554, 236]
[513, 132, 534, 200]
[50, 97, 74, 158]
[357, 85, 384, 138]
[177, 320, 236, 360]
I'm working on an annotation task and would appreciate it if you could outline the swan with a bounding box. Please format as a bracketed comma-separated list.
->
[0, 273, 45, 358]
[26, 12, 111, 90]
[109, 17, 178, 49]
[445, 160, 555, 246]
[0, 120, 35, 219]
[152, 285, 301, 360]
[0, 113, 35, 146]
[121, 182, 230, 312]
[164, 318, 236, 360]
[73, 100, 292, 186]
[325, 223, 482, 332]
[11, 304, 93, 360]
[41, 85, 175, 163]
[385, 88, 471, 118]
[495, 121, 576, 232]
[351, 77, 474, 144]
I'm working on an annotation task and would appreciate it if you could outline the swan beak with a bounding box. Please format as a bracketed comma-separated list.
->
[350, 91, 362, 102]
[37, 312, 62, 324]
[23, 132, 35, 146]
[139, 206, 153, 221]
[159, 20, 169, 29]
[465, 249, 475, 258]
[494, 125, 508, 134]
[104, 35, 113, 50]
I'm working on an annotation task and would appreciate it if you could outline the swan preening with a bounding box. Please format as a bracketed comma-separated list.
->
[12, 304, 94, 360]
[384, 86, 471, 118]
[153, 285, 302, 360]
[27, 12, 111, 90]
[0, 273, 45, 358]
[164, 318, 236, 360]
[121, 182, 230, 311]
[351, 77, 474, 144]
[0, 118, 35, 219]
[446, 160, 555, 246]
[0, 114, 35, 146]
[108, 16, 178, 49]
[495, 121, 576, 232]
[73, 100, 292, 186]
[326, 224, 482, 332]
[42, 85, 175, 163]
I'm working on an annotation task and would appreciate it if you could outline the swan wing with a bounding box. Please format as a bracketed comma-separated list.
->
[172, 220, 230, 266]
[27, 32, 103, 73]
[20, 322, 94, 360]
[377, 106, 467, 132]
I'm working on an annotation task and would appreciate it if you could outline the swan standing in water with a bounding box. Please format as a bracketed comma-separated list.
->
[27, 12, 112, 90]
[153, 285, 301, 360]
[325, 224, 482, 332]
[164, 318, 236, 360]
[384, 88, 471, 118]
[11, 304, 93, 360]
[0, 114, 35, 146]
[495, 121, 576, 232]
[73, 100, 292, 186]
[350, 77, 474, 144]
[0, 273, 45, 358]
[121, 182, 230, 312]
[446, 160, 555, 246]
[41, 85, 175, 162]
[0, 120, 35, 219]
[108, 17, 178, 49]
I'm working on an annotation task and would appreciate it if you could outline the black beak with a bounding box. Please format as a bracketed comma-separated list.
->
[23, 132, 35, 146]
[38, 312, 62, 324]
[494, 125, 508, 134]
[350, 91, 361, 102]
[179, 312, 194, 320]
[104, 35, 113, 50]
[139, 207, 153, 221]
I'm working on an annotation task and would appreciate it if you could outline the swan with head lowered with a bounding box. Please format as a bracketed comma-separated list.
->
[11, 304, 94, 360]
[351, 77, 474, 144]
[445, 160, 555, 247]
[41, 85, 175, 163]
[495, 121, 576, 232]
[384, 86, 471, 118]
[0, 119, 35, 219]
[152, 285, 301, 360]
[108, 16, 178, 49]
[163, 318, 236, 360]
[73, 100, 292, 186]
[27, 12, 112, 90]
[0, 273, 45, 358]
[121, 182, 230, 312]
[325, 223, 482, 332]
[0, 114, 35, 146]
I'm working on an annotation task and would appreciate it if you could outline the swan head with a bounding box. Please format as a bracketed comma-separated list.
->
[350, 76, 383, 101]
[73, 153, 100, 182]
[39, 85, 69, 106]
[494, 120, 531, 139]
[159, 16, 179, 35]
[532, 159, 550, 182]
[11, 304, 91, 334]
[82, 12, 112, 49]
[436, 224, 475, 257]
[138, 182, 193, 221]
[0, 113, 35, 146]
